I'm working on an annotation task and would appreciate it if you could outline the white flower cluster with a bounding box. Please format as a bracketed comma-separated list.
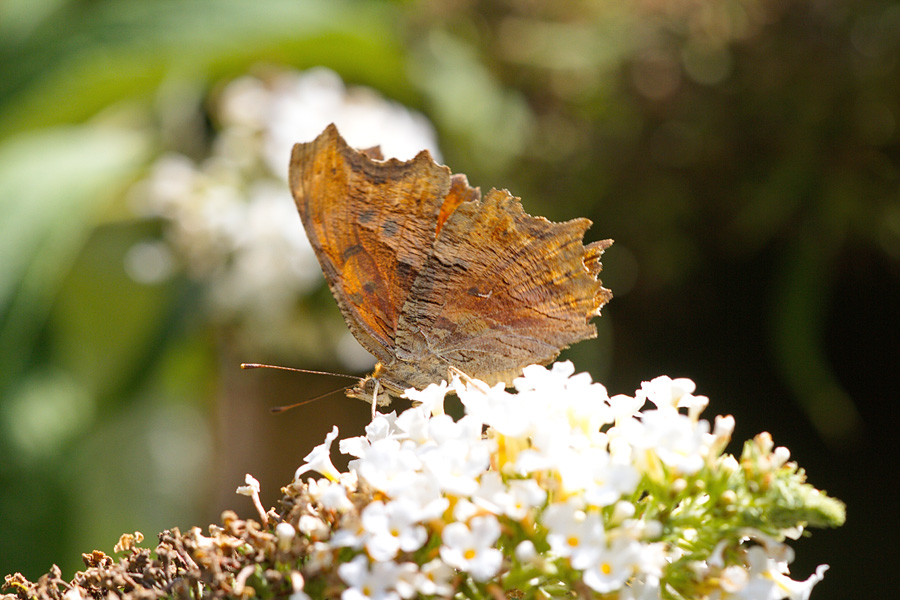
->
[281, 362, 829, 600]
[128, 67, 439, 361]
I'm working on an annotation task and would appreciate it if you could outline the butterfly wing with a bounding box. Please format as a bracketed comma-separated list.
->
[395, 188, 612, 386]
[289, 124, 457, 363]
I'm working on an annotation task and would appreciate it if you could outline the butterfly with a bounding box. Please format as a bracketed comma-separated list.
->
[289, 124, 611, 406]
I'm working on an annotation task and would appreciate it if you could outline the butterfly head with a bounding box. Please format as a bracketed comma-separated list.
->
[346, 366, 395, 407]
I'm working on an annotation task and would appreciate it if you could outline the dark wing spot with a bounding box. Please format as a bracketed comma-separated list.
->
[363, 282, 377, 294]
[381, 219, 400, 237]
[342, 244, 364, 260]
[451, 257, 469, 270]
[359, 209, 376, 224]
[434, 316, 456, 332]
[396, 260, 414, 281]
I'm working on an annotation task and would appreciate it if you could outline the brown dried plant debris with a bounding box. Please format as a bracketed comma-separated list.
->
[2, 480, 351, 600]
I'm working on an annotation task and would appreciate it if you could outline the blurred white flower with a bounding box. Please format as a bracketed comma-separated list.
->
[418, 416, 492, 496]
[473, 471, 546, 520]
[236, 473, 268, 523]
[581, 538, 642, 594]
[353, 438, 427, 500]
[514, 540, 538, 564]
[297, 514, 329, 539]
[639, 375, 709, 419]
[543, 500, 606, 568]
[275, 521, 297, 551]
[439, 516, 503, 582]
[235, 473, 260, 496]
[337, 555, 417, 600]
[360, 498, 428, 561]
[123, 240, 174, 284]
[727, 546, 829, 600]
[295, 425, 342, 482]
[414, 559, 454, 597]
[622, 408, 709, 476]
[131, 67, 439, 361]
[401, 381, 449, 416]
[316, 480, 355, 512]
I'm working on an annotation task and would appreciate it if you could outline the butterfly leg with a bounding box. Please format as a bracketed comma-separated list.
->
[371, 378, 381, 420]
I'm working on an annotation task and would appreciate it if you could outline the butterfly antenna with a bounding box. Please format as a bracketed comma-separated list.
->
[241, 363, 360, 413]
[269, 384, 355, 413]
[240, 363, 359, 380]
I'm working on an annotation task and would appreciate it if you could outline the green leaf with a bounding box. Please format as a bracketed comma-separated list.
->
[0, 125, 148, 392]
[0, 0, 410, 139]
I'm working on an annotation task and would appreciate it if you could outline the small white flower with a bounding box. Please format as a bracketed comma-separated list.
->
[581, 538, 641, 594]
[639, 376, 697, 411]
[415, 559, 455, 597]
[338, 555, 418, 600]
[236, 473, 268, 524]
[632, 541, 667, 579]
[354, 438, 423, 498]
[306, 541, 334, 573]
[626, 409, 709, 475]
[364, 412, 402, 443]
[295, 426, 342, 482]
[773, 446, 791, 468]
[720, 564, 750, 593]
[641, 519, 663, 540]
[236, 473, 260, 496]
[779, 564, 829, 600]
[474, 473, 547, 521]
[713, 414, 735, 439]
[297, 515, 328, 539]
[515, 540, 538, 564]
[340, 435, 372, 462]
[330, 517, 366, 551]
[439, 516, 503, 582]
[392, 406, 432, 444]
[275, 522, 297, 551]
[507, 478, 548, 518]
[608, 393, 646, 424]
[418, 416, 492, 496]
[289, 571, 310, 600]
[316, 480, 354, 512]
[729, 546, 787, 600]
[542, 501, 605, 569]
[610, 500, 636, 525]
[584, 455, 641, 507]
[402, 381, 449, 416]
[708, 414, 736, 457]
[361, 499, 428, 561]
[514, 361, 577, 392]
[455, 378, 530, 438]
[619, 573, 663, 600]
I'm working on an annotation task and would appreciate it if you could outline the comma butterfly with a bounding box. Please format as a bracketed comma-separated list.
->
[289, 124, 612, 406]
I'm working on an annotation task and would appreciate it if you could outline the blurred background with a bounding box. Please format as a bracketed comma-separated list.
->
[1, 0, 897, 597]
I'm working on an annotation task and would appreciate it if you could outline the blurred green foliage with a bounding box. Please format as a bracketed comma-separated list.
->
[1, 1, 897, 598]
